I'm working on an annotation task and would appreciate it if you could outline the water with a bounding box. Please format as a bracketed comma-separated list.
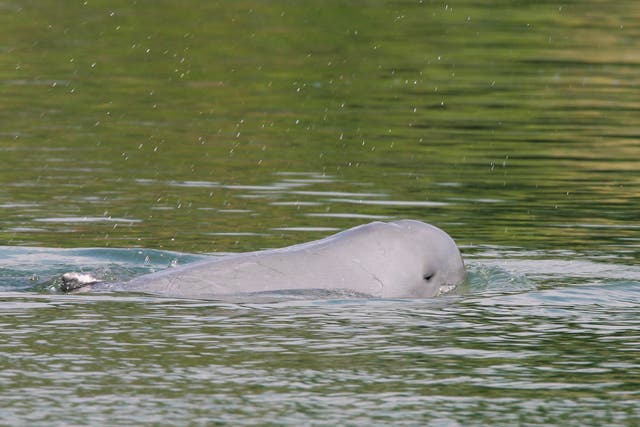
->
[1, 0, 640, 425]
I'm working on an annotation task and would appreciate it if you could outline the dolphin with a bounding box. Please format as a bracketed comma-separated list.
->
[61, 220, 466, 299]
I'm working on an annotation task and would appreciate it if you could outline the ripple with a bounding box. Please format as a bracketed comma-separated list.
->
[292, 191, 388, 198]
[206, 232, 268, 236]
[327, 198, 450, 207]
[5, 227, 46, 232]
[167, 180, 220, 188]
[3, 79, 71, 86]
[269, 201, 323, 206]
[270, 227, 341, 232]
[0, 203, 41, 208]
[33, 217, 142, 223]
[305, 213, 390, 219]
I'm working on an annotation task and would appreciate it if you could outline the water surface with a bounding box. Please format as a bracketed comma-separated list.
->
[1, 1, 639, 425]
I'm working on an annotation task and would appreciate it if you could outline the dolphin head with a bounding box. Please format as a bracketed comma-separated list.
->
[383, 220, 466, 298]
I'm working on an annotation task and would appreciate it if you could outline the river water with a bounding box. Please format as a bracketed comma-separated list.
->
[1, 1, 639, 425]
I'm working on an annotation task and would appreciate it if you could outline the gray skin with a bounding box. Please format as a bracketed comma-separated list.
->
[63, 220, 466, 299]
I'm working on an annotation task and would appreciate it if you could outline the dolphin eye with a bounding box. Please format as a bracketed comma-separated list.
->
[423, 273, 434, 281]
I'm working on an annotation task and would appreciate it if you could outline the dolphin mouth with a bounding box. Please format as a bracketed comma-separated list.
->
[436, 283, 458, 296]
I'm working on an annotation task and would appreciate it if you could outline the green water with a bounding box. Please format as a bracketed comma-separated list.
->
[1, 1, 639, 425]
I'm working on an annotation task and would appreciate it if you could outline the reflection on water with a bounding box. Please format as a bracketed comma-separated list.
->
[0, 2, 638, 256]
[1, 245, 639, 425]
[0, 283, 638, 426]
[1, 0, 640, 425]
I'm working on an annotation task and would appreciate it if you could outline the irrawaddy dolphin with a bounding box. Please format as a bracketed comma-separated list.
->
[61, 220, 466, 299]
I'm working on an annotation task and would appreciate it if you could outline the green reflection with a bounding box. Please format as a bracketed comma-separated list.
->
[0, 0, 639, 257]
